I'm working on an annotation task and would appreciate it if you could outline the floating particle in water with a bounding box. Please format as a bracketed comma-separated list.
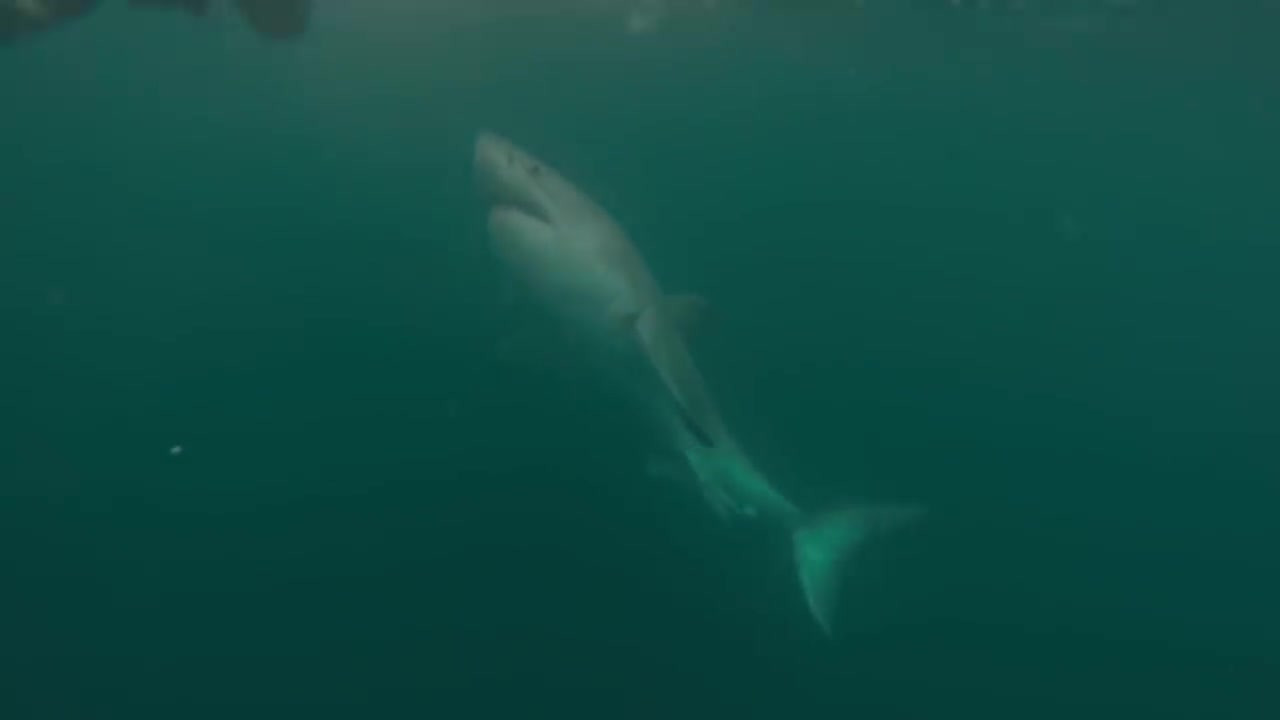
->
[170, 445, 183, 457]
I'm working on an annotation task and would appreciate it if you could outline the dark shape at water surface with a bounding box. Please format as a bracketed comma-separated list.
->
[234, 0, 309, 40]
[0, 0, 98, 44]
[2, 0, 310, 44]
[129, 0, 308, 40]
[127, 0, 209, 16]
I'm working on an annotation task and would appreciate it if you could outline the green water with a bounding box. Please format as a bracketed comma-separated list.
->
[3, 3, 1277, 718]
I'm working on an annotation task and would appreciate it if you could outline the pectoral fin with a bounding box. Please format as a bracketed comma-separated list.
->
[663, 293, 711, 339]
[619, 295, 710, 340]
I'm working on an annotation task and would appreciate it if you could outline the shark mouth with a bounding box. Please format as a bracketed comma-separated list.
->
[489, 192, 551, 226]
[475, 133, 554, 225]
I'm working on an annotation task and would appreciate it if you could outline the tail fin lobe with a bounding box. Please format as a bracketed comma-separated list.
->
[793, 504, 924, 635]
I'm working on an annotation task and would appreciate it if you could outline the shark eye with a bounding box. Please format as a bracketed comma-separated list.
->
[529, 163, 542, 176]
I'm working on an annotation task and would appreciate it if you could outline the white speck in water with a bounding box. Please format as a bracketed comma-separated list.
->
[170, 445, 183, 456]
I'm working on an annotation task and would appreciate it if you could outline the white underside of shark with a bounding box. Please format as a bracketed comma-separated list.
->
[473, 130, 922, 635]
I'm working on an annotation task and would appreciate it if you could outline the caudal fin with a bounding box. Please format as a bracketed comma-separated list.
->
[793, 504, 925, 635]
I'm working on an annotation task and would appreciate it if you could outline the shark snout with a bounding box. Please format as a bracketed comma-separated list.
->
[473, 130, 553, 224]
[473, 131, 508, 172]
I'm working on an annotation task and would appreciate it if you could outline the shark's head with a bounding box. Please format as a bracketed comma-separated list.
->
[475, 131, 542, 213]
[474, 131, 637, 309]
[474, 131, 591, 233]
[474, 131, 580, 288]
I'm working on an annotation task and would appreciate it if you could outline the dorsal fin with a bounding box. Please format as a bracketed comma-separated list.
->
[663, 293, 710, 339]
[632, 305, 726, 448]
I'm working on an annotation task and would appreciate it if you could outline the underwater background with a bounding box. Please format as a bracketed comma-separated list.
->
[3, 2, 1277, 717]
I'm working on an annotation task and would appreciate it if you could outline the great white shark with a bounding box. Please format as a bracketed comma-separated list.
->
[473, 130, 922, 635]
